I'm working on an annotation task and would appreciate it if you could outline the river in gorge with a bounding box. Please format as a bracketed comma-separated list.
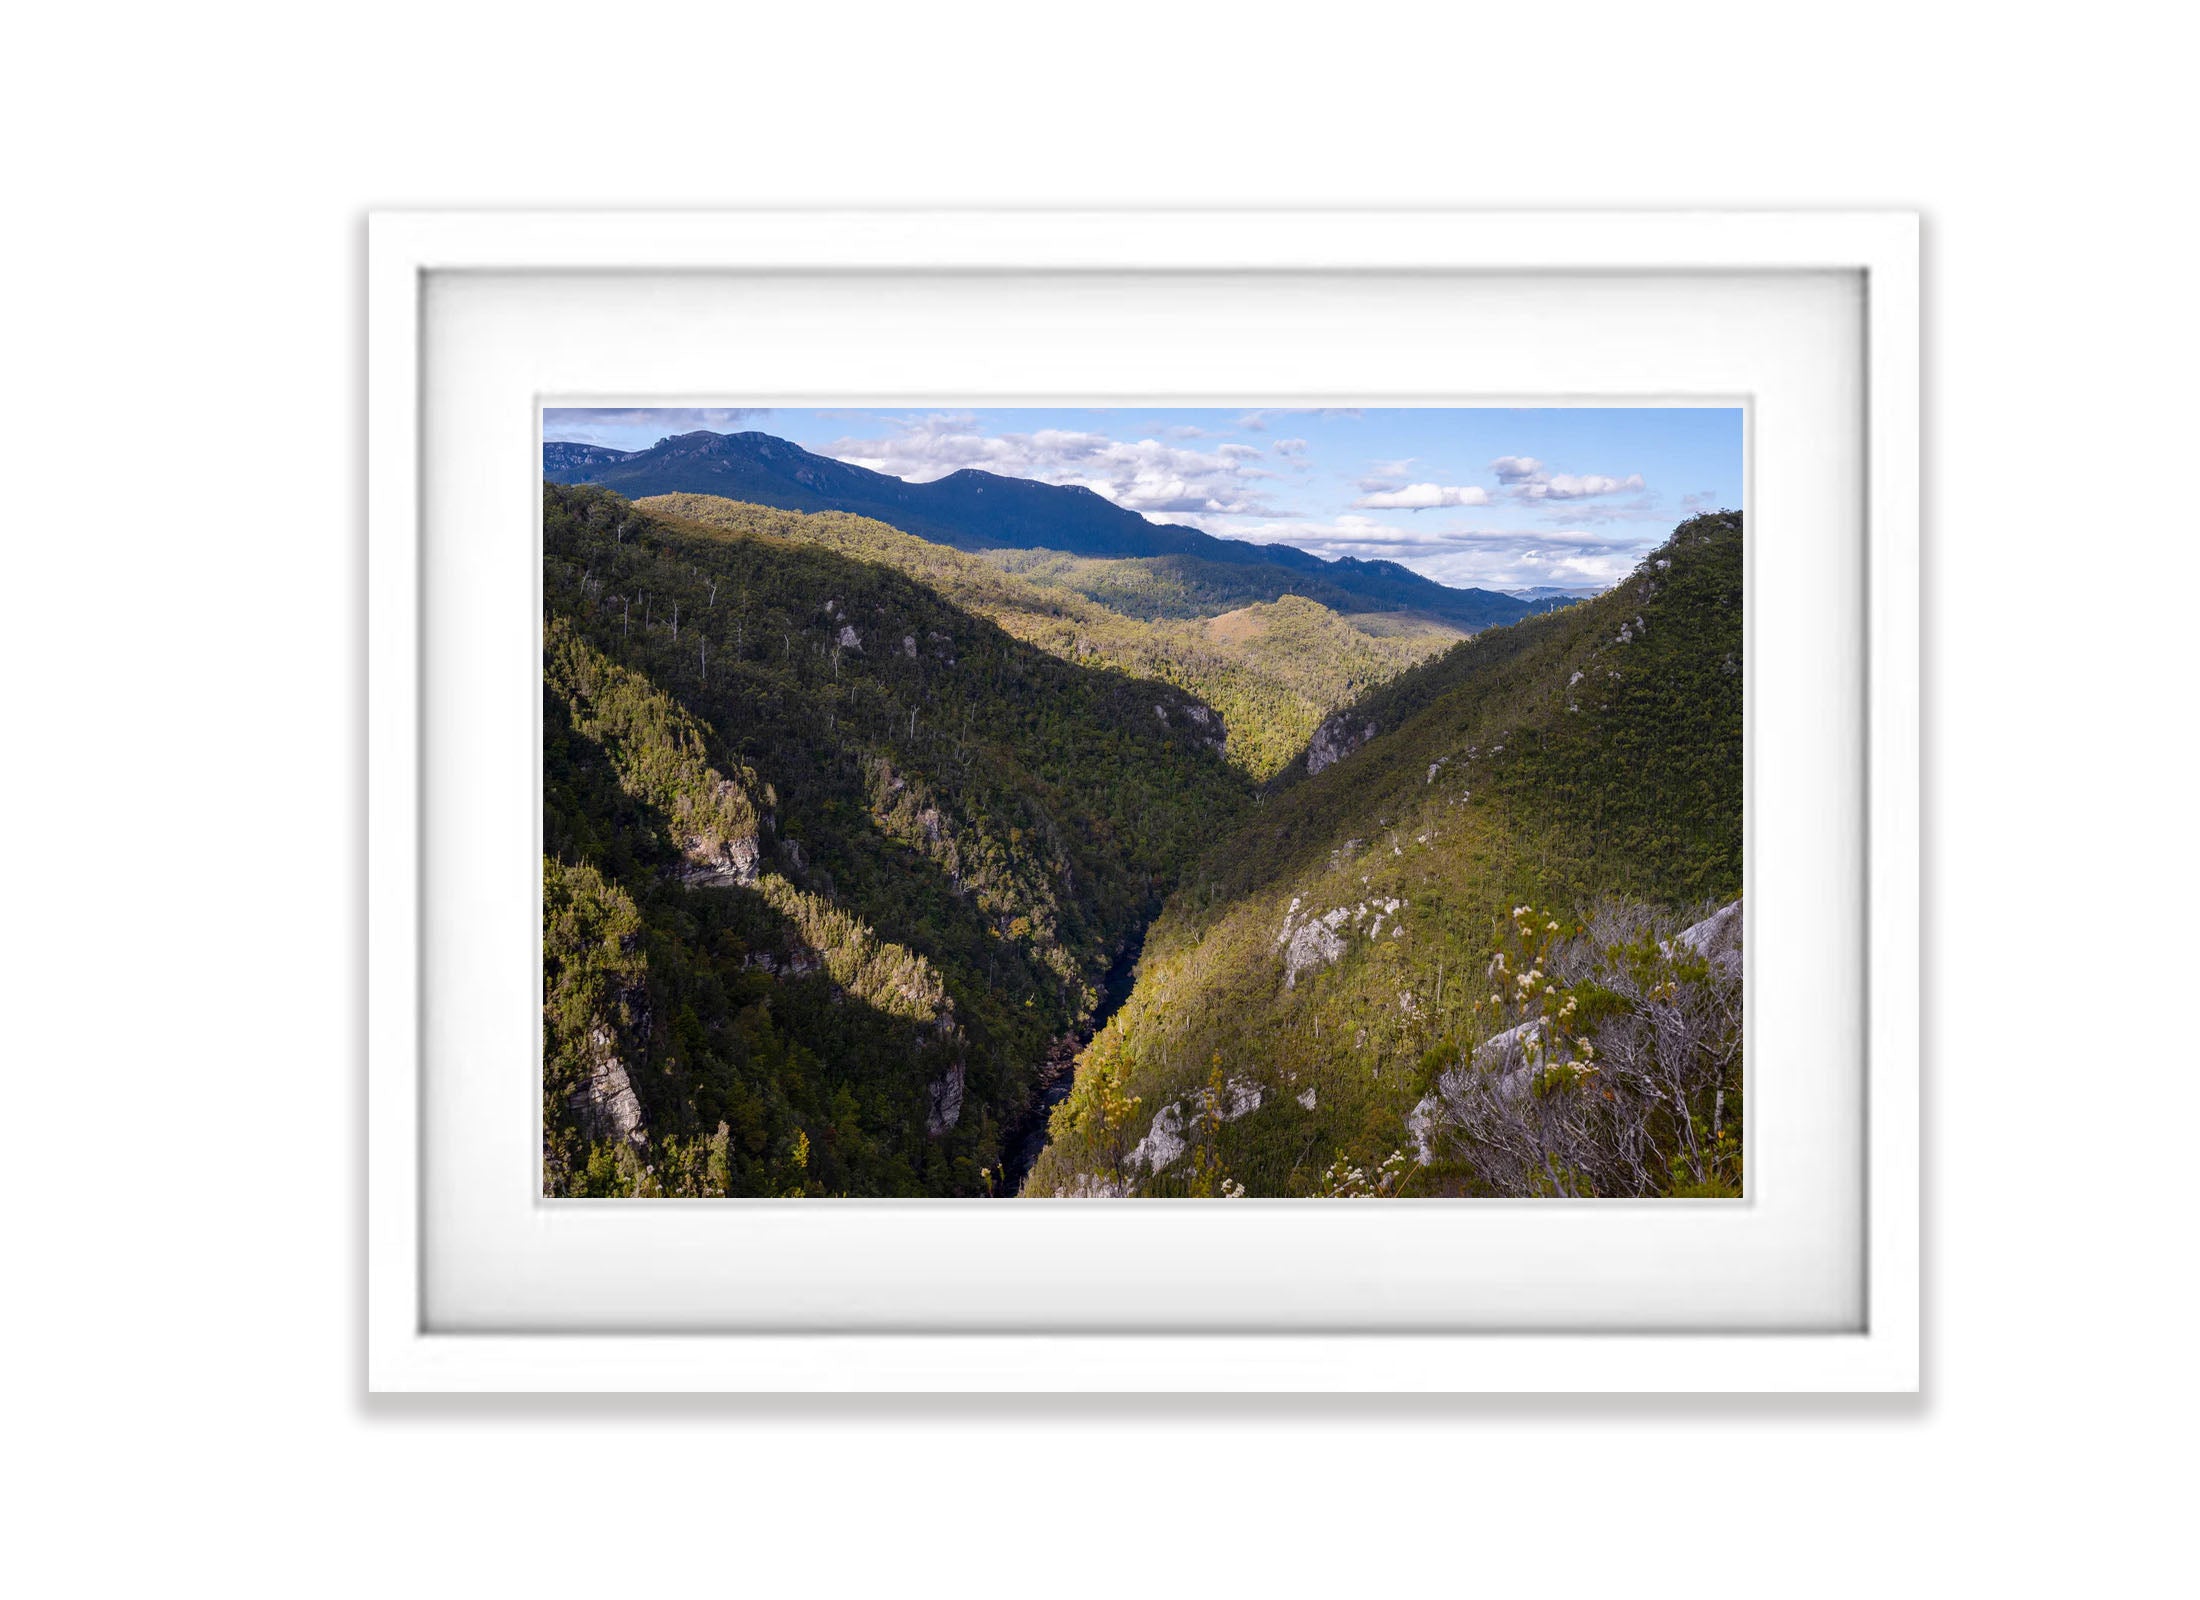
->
[997, 931, 1146, 1194]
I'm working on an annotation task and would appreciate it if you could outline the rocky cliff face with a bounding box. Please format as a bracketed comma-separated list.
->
[1304, 713, 1377, 776]
[924, 1058, 967, 1136]
[676, 829, 760, 888]
[570, 1015, 648, 1150]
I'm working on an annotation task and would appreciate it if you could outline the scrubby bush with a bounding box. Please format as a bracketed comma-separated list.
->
[1421, 898, 1742, 1197]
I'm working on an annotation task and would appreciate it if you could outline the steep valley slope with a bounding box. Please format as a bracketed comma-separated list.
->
[542, 484, 1251, 1196]
[1024, 512, 1745, 1199]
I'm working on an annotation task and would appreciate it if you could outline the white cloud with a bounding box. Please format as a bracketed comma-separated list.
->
[1492, 454, 1646, 502]
[1517, 472, 1646, 501]
[824, 412, 1282, 517]
[1237, 407, 1363, 431]
[1355, 457, 1415, 492]
[1273, 437, 1308, 456]
[542, 406, 771, 445]
[1352, 482, 1492, 510]
[1174, 513, 1653, 593]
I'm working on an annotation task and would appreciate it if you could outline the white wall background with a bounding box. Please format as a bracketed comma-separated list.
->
[3, 3, 2188, 1593]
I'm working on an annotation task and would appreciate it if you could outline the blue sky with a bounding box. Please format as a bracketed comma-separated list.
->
[542, 406, 1742, 593]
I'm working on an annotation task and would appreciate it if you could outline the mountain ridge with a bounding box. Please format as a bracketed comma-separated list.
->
[544, 429, 1547, 630]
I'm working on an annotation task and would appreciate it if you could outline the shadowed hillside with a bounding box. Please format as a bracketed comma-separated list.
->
[542, 484, 1252, 1196]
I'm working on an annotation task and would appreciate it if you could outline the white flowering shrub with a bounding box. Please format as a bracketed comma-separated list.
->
[1312, 1150, 1411, 1198]
[1422, 899, 1743, 1197]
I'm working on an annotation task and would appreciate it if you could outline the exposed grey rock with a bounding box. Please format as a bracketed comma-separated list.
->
[1406, 1095, 1439, 1163]
[677, 831, 759, 888]
[1126, 1076, 1264, 1176]
[925, 1058, 966, 1136]
[836, 624, 862, 651]
[1275, 901, 1351, 988]
[1049, 1173, 1135, 1198]
[1305, 714, 1378, 776]
[1667, 898, 1744, 977]
[571, 1023, 647, 1149]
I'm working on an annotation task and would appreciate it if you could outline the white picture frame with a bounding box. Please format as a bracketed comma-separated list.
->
[368, 210, 1918, 1392]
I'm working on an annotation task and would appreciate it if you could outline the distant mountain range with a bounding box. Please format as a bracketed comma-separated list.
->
[543, 430, 1550, 631]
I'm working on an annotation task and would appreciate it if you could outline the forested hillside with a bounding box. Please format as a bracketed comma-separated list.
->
[542, 484, 1251, 1196]
[1025, 512, 1745, 1199]
[641, 493, 1461, 780]
[983, 546, 1489, 624]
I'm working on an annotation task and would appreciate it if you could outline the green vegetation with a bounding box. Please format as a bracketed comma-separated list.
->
[984, 546, 1449, 623]
[542, 475, 1745, 1202]
[1025, 513, 1744, 1199]
[543, 483, 1252, 1196]
[642, 493, 1461, 780]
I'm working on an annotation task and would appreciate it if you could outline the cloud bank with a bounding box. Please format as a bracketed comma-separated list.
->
[1492, 454, 1645, 502]
[1175, 512, 1655, 592]
[826, 411, 1284, 517]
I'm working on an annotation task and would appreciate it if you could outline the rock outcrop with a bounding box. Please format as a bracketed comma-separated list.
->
[1667, 898, 1743, 976]
[1125, 1076, 1264, 1176]
[1274, 898, 1350, 988]
[1305, 713, 1377, 776]
[570, 1021, 648, 1149]
[925, 1058, 966, 1136]
[677, 829, 760, 888]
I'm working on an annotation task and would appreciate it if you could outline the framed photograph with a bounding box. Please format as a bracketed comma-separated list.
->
[368, 210, 1917, 1390]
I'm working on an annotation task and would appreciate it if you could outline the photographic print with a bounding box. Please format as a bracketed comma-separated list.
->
[542, 406, 1743, 1199]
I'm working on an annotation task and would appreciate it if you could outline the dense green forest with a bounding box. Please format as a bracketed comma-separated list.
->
[985, 545, 1472, 624]
[542, 483, 1250, 1196]
[642, 493, 1460, 780]
[1025, 512, 1745, 1198]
